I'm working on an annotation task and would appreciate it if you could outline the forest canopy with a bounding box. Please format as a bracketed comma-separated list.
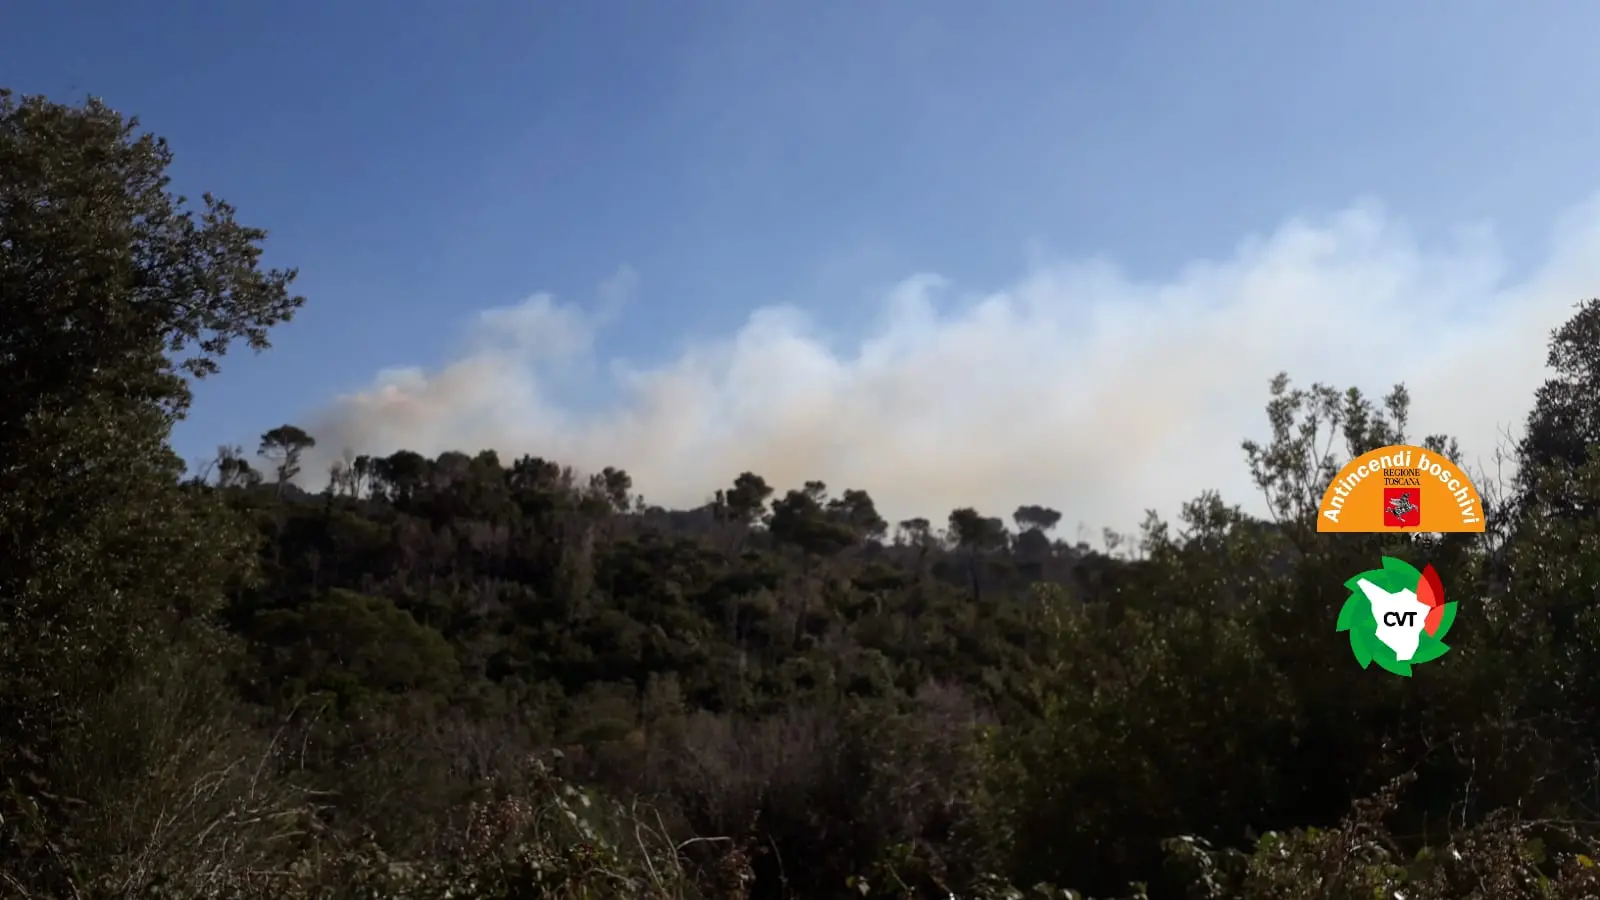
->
[5, 89, 1600, 900]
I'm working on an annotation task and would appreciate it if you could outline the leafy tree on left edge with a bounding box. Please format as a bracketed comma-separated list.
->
[0, 89, 304, 894]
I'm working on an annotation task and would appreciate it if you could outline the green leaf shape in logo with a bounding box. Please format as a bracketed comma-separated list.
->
[1409, 639, 1451, 665]
[1348, 621, 1375, 668]
[1429, 601, 1458, 643]
[1335, 557, 1455, 676]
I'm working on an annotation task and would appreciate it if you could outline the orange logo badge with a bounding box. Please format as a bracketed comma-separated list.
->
[1317, 444, 1484, 533]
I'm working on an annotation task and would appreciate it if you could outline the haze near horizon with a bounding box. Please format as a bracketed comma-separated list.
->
[5, 0, 1597, 533]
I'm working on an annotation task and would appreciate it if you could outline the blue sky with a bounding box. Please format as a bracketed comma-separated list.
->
[7, 1, 1600, 530]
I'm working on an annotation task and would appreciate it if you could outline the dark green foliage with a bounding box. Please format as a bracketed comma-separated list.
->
[7, 87, 1600, 898]
[0, 87, 300, 896]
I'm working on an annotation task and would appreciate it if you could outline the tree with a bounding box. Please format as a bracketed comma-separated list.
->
[895, 517, 931, 545]
[1239, 374, 1345, 535]
[376, 448, 431, 504]
[0, 89, 302, 890]
[770, 482, 860, 557]
[724, 471, 774, 525]
[348, 453, 376, 497]
[1012, 504, 1062, 534]
[1240, 373, 1416, 550]
[947, 507, 1007, 553]
[213, 444, 263, 489]
[947, 507, 1008, 603]
[1012, 505, 1062, 562]
[827, 488, 888, 543]
[431, 450, 472, 490]
[258, 424, 315, 491]
[588, 465, 633, 515]
[1518, 298, 1600, 517]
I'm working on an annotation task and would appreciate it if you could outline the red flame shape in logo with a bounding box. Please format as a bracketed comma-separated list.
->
[1417, 564, 1446, 635]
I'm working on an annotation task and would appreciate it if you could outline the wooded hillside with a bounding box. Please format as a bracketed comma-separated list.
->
[6, 89, 1600, 900]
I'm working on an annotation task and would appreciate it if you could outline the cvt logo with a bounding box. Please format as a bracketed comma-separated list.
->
[1335, 557, 1457, 677]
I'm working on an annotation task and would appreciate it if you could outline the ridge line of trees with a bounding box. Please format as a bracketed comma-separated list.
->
[7, 87, 1600, 899]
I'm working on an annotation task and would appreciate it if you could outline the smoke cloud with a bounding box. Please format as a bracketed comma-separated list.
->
[305, 198, 1600, 536]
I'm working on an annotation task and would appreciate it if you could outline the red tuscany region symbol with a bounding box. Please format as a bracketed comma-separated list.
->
[1384, 487, 1421, 527]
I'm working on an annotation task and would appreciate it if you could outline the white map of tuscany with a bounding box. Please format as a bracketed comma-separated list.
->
[1357, 579, 1430, 661]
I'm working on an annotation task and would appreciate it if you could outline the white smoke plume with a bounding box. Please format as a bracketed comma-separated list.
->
[304, 197, 1600, 536]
